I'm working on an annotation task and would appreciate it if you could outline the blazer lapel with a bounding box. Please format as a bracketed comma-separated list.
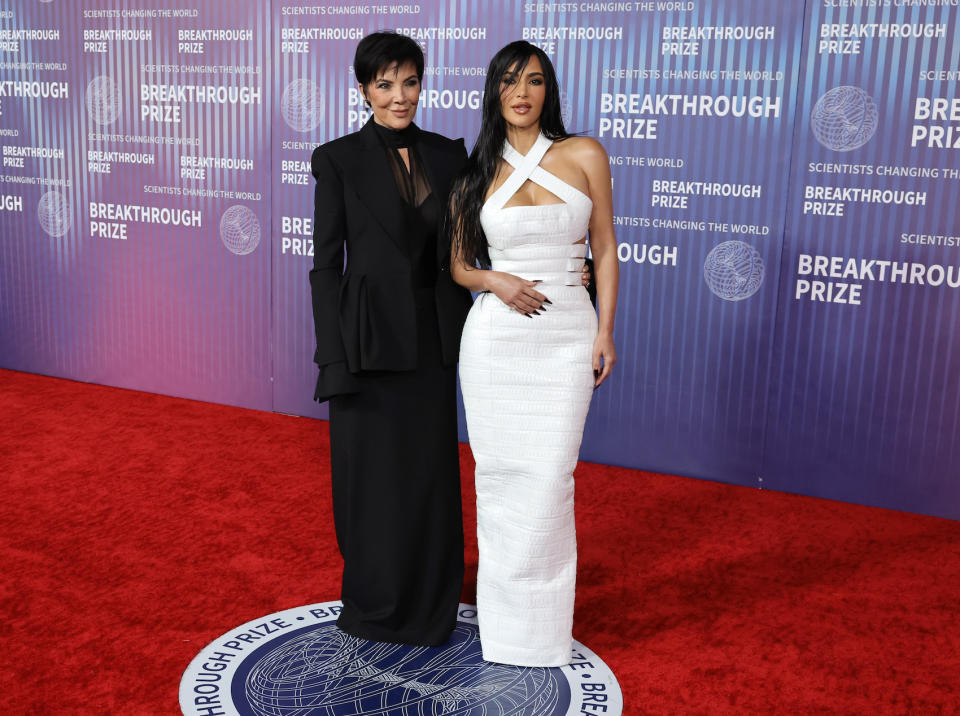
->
[341, 118, 407, 253]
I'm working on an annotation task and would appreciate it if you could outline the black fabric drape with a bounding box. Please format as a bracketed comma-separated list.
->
[326, 123, 463, 646]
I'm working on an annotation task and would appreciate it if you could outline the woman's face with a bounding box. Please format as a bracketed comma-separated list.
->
[362, 60, 421, 130]
[499, 54, 546, 129]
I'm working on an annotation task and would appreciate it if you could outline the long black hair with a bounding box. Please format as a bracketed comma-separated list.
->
[447, 41, 571, 269]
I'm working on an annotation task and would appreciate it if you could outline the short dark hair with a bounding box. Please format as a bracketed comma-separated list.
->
[353, 32, 424, 86]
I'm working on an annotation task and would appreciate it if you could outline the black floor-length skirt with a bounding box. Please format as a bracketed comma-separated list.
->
[327, 288, 464, 646]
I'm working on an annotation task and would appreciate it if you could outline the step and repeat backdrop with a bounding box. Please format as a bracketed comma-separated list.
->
[1, 0, 958, 519]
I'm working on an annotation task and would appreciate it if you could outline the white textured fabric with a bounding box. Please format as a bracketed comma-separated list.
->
[459, 134, 597, 667]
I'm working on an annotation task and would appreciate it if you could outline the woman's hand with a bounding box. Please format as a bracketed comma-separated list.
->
[486, 271, 548, 316]
[592, 331, 616, 388]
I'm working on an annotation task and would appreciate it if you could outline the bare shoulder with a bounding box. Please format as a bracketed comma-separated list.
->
[557, 136, 608, 167]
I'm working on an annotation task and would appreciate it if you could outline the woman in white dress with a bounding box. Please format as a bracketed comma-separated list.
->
[448, 41, 619, 667]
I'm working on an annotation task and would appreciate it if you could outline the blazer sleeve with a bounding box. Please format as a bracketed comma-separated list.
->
[309, 146, 360, 402]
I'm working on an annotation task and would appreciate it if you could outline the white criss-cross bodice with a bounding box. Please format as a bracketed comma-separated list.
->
[480, 133, 594, 287]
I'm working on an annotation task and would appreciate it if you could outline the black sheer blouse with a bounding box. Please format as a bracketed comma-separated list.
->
[372, 122, 439, 288]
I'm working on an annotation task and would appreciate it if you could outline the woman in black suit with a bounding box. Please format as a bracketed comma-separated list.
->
[309, 32, 473, 646]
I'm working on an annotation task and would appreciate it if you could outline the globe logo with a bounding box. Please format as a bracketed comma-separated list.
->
[240, 624, 567, 716]
[281, 79, 324, 132]
[180, 603, 622, 716]
[703, 241, 764, 301]
[85, 75, 122, 126]
[37, 190, 71, 237]
[811, 86, 878, 152]
[220, 205, 261, 255]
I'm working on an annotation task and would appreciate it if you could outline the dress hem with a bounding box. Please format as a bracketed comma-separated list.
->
[480, 645, 572, 668]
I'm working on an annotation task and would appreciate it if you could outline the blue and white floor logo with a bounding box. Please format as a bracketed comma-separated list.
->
[180, 602, 622, 716]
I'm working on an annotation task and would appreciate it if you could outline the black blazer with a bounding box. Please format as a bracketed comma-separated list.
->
[309, 119, 473, 402]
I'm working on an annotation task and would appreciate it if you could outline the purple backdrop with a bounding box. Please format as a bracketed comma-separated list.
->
[0, 0, 272, 409]
[1, 0, 959, 520]
[764, 1, 960, 515]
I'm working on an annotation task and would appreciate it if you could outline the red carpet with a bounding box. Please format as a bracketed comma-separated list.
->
[1, 368, 959, 715]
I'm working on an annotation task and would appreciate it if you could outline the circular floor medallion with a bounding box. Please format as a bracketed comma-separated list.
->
[180, 602, 622, 715]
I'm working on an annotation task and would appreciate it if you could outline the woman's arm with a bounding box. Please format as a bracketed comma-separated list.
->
[577, 138, 619, 387]
[449, 200, 548, 315]
[309, 146, 360, 399]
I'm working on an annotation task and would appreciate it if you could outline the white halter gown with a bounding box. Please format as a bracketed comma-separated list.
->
[459, 133, 597, 667]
